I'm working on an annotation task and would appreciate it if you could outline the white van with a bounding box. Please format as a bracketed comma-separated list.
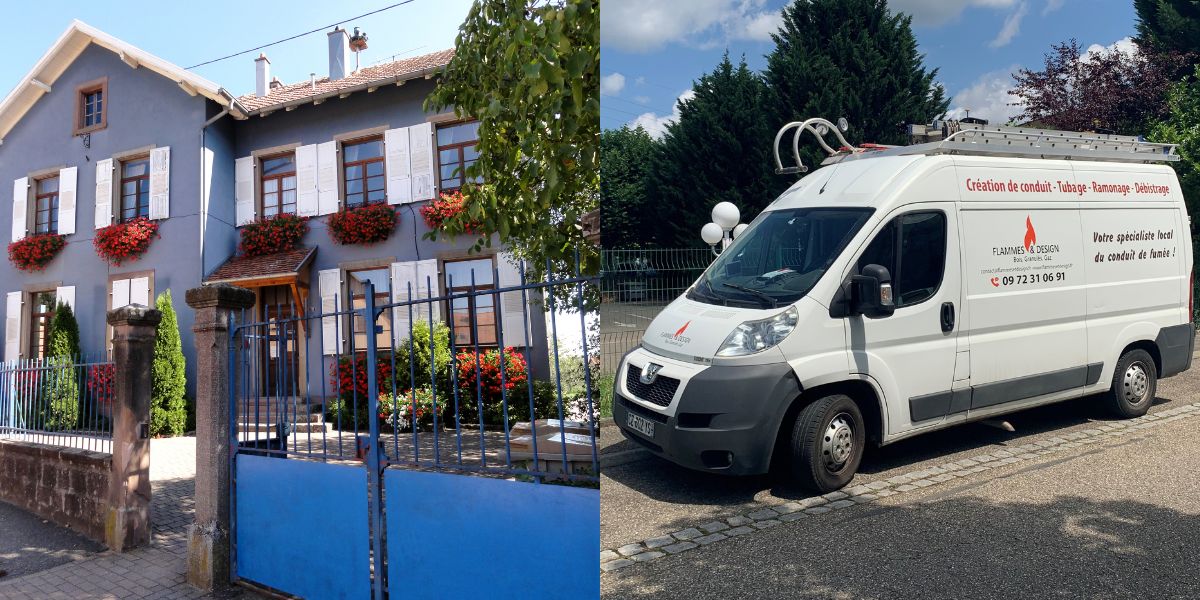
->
[613, 119, 1195, 492]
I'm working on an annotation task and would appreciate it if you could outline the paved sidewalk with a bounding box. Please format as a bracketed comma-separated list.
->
[0, 437, 258, 600]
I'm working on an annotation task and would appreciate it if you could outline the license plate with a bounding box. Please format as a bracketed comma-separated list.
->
[626, 412, 656, 438]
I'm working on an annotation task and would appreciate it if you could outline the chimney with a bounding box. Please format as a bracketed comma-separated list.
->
[328, 27, 351, 81]
[269, 77, 283, 90]
[254, 53, 271, 97]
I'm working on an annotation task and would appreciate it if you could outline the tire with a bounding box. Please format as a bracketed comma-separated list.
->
[1105, 349, 1157, 418]
[788, 394, 865, 493]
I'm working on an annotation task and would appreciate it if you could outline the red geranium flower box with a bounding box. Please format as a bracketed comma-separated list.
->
[327, 203, 398, 245]
[421, 191, 481, 234]
[94, 218, 159, 266]
[8, 233, 66, 272]
[239, 213, 309, 257]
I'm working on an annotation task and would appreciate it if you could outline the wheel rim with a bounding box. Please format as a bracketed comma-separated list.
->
[1122, 362, 1151, 405]
[822, 412, 855, 471]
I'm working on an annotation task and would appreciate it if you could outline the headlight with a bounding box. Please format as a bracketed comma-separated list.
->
[716, 306, 799, 357]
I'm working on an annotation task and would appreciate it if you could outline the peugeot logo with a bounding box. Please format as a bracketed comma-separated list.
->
[640, 363, 663, 385]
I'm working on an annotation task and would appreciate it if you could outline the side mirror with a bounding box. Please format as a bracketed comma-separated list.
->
[849, 264, 895, 318]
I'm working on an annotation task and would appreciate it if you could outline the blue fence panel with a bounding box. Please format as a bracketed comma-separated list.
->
[384, 469, 599, 599]
[235, 454, 371, 599]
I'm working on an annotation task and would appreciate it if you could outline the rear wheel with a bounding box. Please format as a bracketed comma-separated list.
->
[1106, 349, 1157, 418]
[788, 394, 865, 493]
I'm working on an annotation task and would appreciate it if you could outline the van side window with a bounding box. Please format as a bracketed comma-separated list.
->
[857, 211, 946, 308]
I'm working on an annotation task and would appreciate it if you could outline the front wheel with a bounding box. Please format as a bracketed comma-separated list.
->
[1105, 349, 1157, 418]
[788, 394, 865, 493]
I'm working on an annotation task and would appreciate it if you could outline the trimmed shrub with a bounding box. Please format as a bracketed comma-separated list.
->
[151, 290, 187, 436]
[44, 301, 81, 431]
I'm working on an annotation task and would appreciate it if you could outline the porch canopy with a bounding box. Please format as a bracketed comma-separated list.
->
[204, 247, 316, 318]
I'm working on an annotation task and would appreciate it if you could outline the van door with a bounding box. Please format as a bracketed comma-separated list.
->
[845, 203, 963, 433]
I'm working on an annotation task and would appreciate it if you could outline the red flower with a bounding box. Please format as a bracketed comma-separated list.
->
[421, 191, 481, 234]
[8, 233, 66, 272]
[238, 213, 309, 257]
[327, 204, 397, 245]
[87, 364, 115, 405]
[455, 348, 528, 403]
[93, 218, 159, 266]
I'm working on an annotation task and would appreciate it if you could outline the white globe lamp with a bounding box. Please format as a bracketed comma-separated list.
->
[701, 222, 724, 246]
[732, 223, 749, 239]
[711, 202, 740, 230]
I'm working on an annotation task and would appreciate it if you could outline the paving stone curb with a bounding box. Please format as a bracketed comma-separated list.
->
[600, 402, 1200, 573]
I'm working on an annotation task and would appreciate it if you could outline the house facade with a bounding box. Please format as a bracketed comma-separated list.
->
[2, 21, 548, 399]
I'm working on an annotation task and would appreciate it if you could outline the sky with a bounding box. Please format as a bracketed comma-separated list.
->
[601, 0, 1140, 136]
[0, 0, 473, 101]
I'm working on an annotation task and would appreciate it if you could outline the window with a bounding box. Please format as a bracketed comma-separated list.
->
[444, 258, 497, 347]
[28, 292, 56, 360]
[437, 121, 480, 191]
[348, 268, 392, 351]
[34, 176, 59, 235]
[856, 211, 947, 308]
[75, 78, 107, 134]
[260, 153, 297, 217]
[342, 137, 385, 208]
[120, 158, 150, 222]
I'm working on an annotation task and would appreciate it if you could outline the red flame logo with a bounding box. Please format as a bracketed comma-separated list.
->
[674, 321, 692, 338]
[1023, 216, 1036, 251]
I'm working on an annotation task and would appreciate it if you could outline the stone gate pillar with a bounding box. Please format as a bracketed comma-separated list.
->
[105, 305, 161, 552]
[185, 284, 255, 591]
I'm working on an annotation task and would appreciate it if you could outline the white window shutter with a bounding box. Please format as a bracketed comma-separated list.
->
[416, 259, 440, 322]
[408, 122, 435, 202]
[55, 286, 75, 311]
[57, 167, 77, 235]
[12, 177, 28, 242]
[384, 127, 411, 205]
[149, 146, 170, 220]
[235, 156, 255, 226]
[130, 277, 150, 307]
[94, 159, 113, 229]
[390, 261, 417, 345]
[317, 141, 339, 216]
[5, 292, 21, 362]
[319, 268, 342, 355]
[295, 144, 319, 217]
[111, 278, 131, 309]
[496, 252, 528, 347]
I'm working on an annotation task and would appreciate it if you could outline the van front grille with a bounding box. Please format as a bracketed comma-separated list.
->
[625, 365, 680, 408]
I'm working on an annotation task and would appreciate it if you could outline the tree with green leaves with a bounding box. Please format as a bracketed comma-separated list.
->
[654, 54, 786, 247]
[44, 301, 81, 431]
[1151, 65, 1200, 219]
[600, 125, 661, 248]
[1136, 0, 1200, 58]
[765, 0, 949, 173]
[425, 0, 599, 280]
[151, 290, 187, 436]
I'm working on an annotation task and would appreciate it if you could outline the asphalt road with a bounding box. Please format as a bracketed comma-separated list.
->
[602, 364, 1200, 599]
[0, 499, 103, 581]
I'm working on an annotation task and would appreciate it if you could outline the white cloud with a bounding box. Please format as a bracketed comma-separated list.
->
[633, 95, 651, 104]
[989, 1, 1028, 48]
[629, 90, 696, 138]
[1084, 36, 1137, 58]
[634, 76, 646, 85]
[601, 0, 783, 53]
[889, 0, 1019, 27]
[601, 72, 626, 96]
[944, 66, 1024, 125]
[1042, 0, 1066, 15]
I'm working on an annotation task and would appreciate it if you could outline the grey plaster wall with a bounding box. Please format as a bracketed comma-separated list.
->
[0, 43, 212, 395]
[231, 81, 553, 386]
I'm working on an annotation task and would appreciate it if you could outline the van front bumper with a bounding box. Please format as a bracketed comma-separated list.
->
[613, 349, 800, 475]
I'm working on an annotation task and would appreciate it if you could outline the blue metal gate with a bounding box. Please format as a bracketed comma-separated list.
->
[228, 257, 599, 599]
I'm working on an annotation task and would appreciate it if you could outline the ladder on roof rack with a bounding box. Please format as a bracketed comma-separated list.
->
[904, 123, 1179, 163]
[773, 118, 1179, 176]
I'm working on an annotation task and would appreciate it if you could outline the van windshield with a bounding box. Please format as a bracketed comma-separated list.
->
[689, 207, 874, 308]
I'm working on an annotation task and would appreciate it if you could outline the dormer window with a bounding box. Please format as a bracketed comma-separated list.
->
[75, 77, 108, 135]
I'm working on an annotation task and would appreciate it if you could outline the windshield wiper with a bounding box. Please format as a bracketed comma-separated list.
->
[721, 283, 778, 308]
[691, 278, 728, 305]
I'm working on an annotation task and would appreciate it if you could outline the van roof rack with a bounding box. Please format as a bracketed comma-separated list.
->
[775, 118, 1179, 175]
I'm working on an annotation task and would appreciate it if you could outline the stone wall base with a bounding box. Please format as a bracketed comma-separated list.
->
[0, 439, 111, 543]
